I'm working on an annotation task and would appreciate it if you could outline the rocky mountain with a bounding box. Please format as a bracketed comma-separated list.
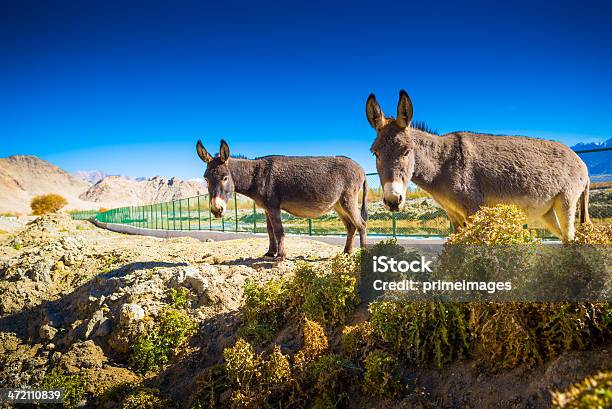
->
[79, 175, 206, 208]
[0, 155, 101, 214]
[571, 138, 612, 175]
[73, 170, 108, 184]
[0, 155, 207, 214]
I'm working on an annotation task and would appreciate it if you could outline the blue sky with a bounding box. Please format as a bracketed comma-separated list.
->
[1, 0, 611, 178]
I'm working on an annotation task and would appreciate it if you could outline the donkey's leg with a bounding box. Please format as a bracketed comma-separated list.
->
[540, 207, 563, 239]
[335, 204, 356, 253]
[264, 211, 278, 257]
[338, 194, 367, 249]
[553, 194, 578, 242]
[268, 207, 286, 259]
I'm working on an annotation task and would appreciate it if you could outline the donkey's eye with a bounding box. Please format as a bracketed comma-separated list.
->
[222, 176, 228, 182]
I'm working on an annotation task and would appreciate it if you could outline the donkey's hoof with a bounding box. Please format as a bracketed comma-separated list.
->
[263, 253, 277, 260]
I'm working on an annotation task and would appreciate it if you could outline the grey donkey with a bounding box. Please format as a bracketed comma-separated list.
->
[196, 140, 368, 258]
[366, 90, 590, 241]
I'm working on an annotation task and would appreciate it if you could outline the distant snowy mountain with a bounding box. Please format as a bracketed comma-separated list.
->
[73, 170, 108, 184]
[571, 138, 612, 175]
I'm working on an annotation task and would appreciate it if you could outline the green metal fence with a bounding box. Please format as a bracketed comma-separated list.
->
[70, 148, 612, 238]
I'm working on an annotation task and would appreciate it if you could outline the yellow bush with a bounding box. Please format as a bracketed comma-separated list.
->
[573, 222, 612, 244]
[340, 322, 374, 360]
[551, 371, 612, 408]
[264, 345, 292, 385]
[294, 319, 328, 368]
[447, 204, 537, 245]
[30, 193, 68, 215]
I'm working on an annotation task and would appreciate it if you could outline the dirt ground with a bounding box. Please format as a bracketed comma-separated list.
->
[0, 215, 609, 408]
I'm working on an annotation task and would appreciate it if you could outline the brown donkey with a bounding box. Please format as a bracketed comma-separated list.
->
[196, 140, 368, 258]
[367, 90, 590, 241]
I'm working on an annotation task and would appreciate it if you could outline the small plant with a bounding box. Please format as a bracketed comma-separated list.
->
[12, 243, 21, 250]
[130, 307, 196, 374]
[369, 301, 470, 368]
[223, 338, 265, 407]
[340, 322, 374, 360]
[362, 350, 402, 397]
[305, 354, 356, 408]
[40, 369, 86, 409]
[30, 193, 68, 215]
[290, 261, 359, 325]
[264, 345, 292, 386]
[122, 387, 167, 409]
[551, 371, 612, 408]
[294, 319, 329, 368]
[187, 365, 229, 409]
[168, 287, 191, 309]
[471, 302, 611, 369]
[240, 278, 288, 343]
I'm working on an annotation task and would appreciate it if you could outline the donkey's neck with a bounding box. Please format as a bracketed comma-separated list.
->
[228, 159, 259, 197]
[411, 132, 452, 187]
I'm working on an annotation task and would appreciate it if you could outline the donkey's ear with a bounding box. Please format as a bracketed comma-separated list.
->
[196, 140, 213, 163]
[395, 89, 413, 129]
[219, 139, 230, 163]
[366, 93, 387, 130]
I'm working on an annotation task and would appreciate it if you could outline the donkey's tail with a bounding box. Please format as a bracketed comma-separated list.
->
[579, 180, 590, 224]
[361, 178, 368, 222]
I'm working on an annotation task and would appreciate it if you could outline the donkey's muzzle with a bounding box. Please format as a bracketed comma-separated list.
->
[210, 197, 227, 218]
[384, 198, 402, 212]
[383, 181, 405, 212]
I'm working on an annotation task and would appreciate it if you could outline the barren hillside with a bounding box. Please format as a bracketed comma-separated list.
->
[0, 155, 207, 214]
[0, 156, 101, 214]
[80, 175, 206, 207]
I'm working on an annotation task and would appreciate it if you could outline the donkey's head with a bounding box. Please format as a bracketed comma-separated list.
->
[196, 139, 234, 217]
[367, 90, 415, 211]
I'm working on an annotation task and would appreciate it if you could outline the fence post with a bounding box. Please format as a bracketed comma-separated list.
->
[172, 201, 176, 230]
[308, 218, 312, 235]
[209, 196, 212, 231]
[234, 193, 238, 232]
[197, 196, 201, 230]
[187, 198, 191, 231]
[392, 213, 397, 238]
[180, 199, 184, 230]
[253, 201, 257, 233]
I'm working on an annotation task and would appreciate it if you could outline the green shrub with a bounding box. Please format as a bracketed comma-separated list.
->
[130, 307, 196, 374]
[362, 350, 402, 397]
[470, 302, 610, 369]
[30, 193, 68, 215]
[305, 354, 356, 408]
[168, 287, 191, 309]
[240, 278, 288, 343]
[290, 261, 359, 325]
[40, 369, 86, 409]
[369, 301, 470, 368]
[223, 339, 294, 407]
[240, 252, 360, 343]
[122, 388, 167, 409]
[551, 371, 612, 408]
